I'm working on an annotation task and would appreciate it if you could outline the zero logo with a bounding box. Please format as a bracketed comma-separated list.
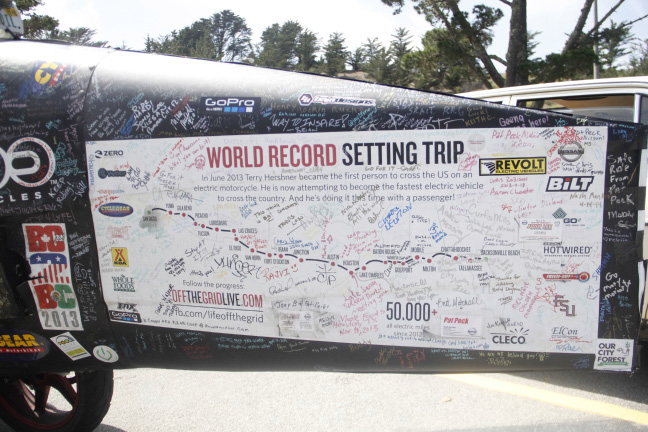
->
[0, 137, 56, 188]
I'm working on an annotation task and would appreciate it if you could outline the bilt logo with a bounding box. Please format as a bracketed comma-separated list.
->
[492, 328, 528, 345]
[479, 157, 546, 175]
[546, 176, 594, 192]
[111, 248, 129, 267]
[200, 97, 259, 114]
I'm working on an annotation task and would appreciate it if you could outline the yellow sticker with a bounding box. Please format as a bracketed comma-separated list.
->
[111, 247, 129, 267]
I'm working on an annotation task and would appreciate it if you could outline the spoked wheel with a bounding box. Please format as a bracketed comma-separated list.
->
[0, 370, 113, 432]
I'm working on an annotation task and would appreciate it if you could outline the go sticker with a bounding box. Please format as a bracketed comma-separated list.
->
[93, 345, 119, 363]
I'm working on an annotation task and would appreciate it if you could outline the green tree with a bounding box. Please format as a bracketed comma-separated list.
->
[348, 46, 367, 71]
[361, 38, 393, 83]
[48, 27, 108, 47]
[402, 27, 480, 92]
[321, 32, 349, 76]
[382, 0, 646, 88]
[390, 27, 413, 86]
[256, 21, 303, 69]
[625, 38, 648, 76]
[295, 29, 319, 72]
[598, 20, 633, 70]
[149, 10, 252, 62]
[14, 0, 58, 39]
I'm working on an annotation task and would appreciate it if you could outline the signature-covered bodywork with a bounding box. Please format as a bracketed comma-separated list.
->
[0, 40, 645, 375]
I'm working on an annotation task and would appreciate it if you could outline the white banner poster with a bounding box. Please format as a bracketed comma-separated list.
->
[88, 127, 608, 355]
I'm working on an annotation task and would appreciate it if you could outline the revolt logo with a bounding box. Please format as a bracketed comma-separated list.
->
[546, 176, 594, 192]
[200, 97, 259, 114]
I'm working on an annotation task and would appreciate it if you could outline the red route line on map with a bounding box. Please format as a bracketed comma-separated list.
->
[153, 208, 459, 275]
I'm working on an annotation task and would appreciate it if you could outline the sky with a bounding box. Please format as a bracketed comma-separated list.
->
[34, 0, 648, 69]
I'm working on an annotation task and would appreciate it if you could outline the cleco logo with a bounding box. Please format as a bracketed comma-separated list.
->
[200, 97, 259, 114]
[0, 137, 56, 188]
[492, 328, 528, 345]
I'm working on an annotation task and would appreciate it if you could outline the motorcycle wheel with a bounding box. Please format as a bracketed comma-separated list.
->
[0, 370, 113, 432]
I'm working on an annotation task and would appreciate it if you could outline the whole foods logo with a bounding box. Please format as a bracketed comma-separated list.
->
[99, 203, 133, 217]
[111, 248, 129, 267]
[479, 157, 546, 175]
[0, 137, 56, 188]
[112, 274, 134, 291]
[200, 97, 259, 114]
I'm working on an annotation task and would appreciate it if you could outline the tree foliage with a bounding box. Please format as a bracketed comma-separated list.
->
[147, 10, 252, 62]
[13, 2, 648, 90]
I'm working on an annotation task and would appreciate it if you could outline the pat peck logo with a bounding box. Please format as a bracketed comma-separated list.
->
[0, 137, 56, 190]
[23, 224, 83, 331]
[200, 97, 260, 114]
[479, 157, 546, 175]
[298, 93, 376, 107]
[546, 176, 594, 192]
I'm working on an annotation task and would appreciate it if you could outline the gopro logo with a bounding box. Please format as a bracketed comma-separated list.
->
[201, 97, 259, 114]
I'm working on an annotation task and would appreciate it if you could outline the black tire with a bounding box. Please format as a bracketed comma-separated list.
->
[0, 370, 113, 432]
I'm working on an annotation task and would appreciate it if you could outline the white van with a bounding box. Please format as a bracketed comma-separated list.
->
[460, 76, 648, 125]
[461, 77, 648, 336]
